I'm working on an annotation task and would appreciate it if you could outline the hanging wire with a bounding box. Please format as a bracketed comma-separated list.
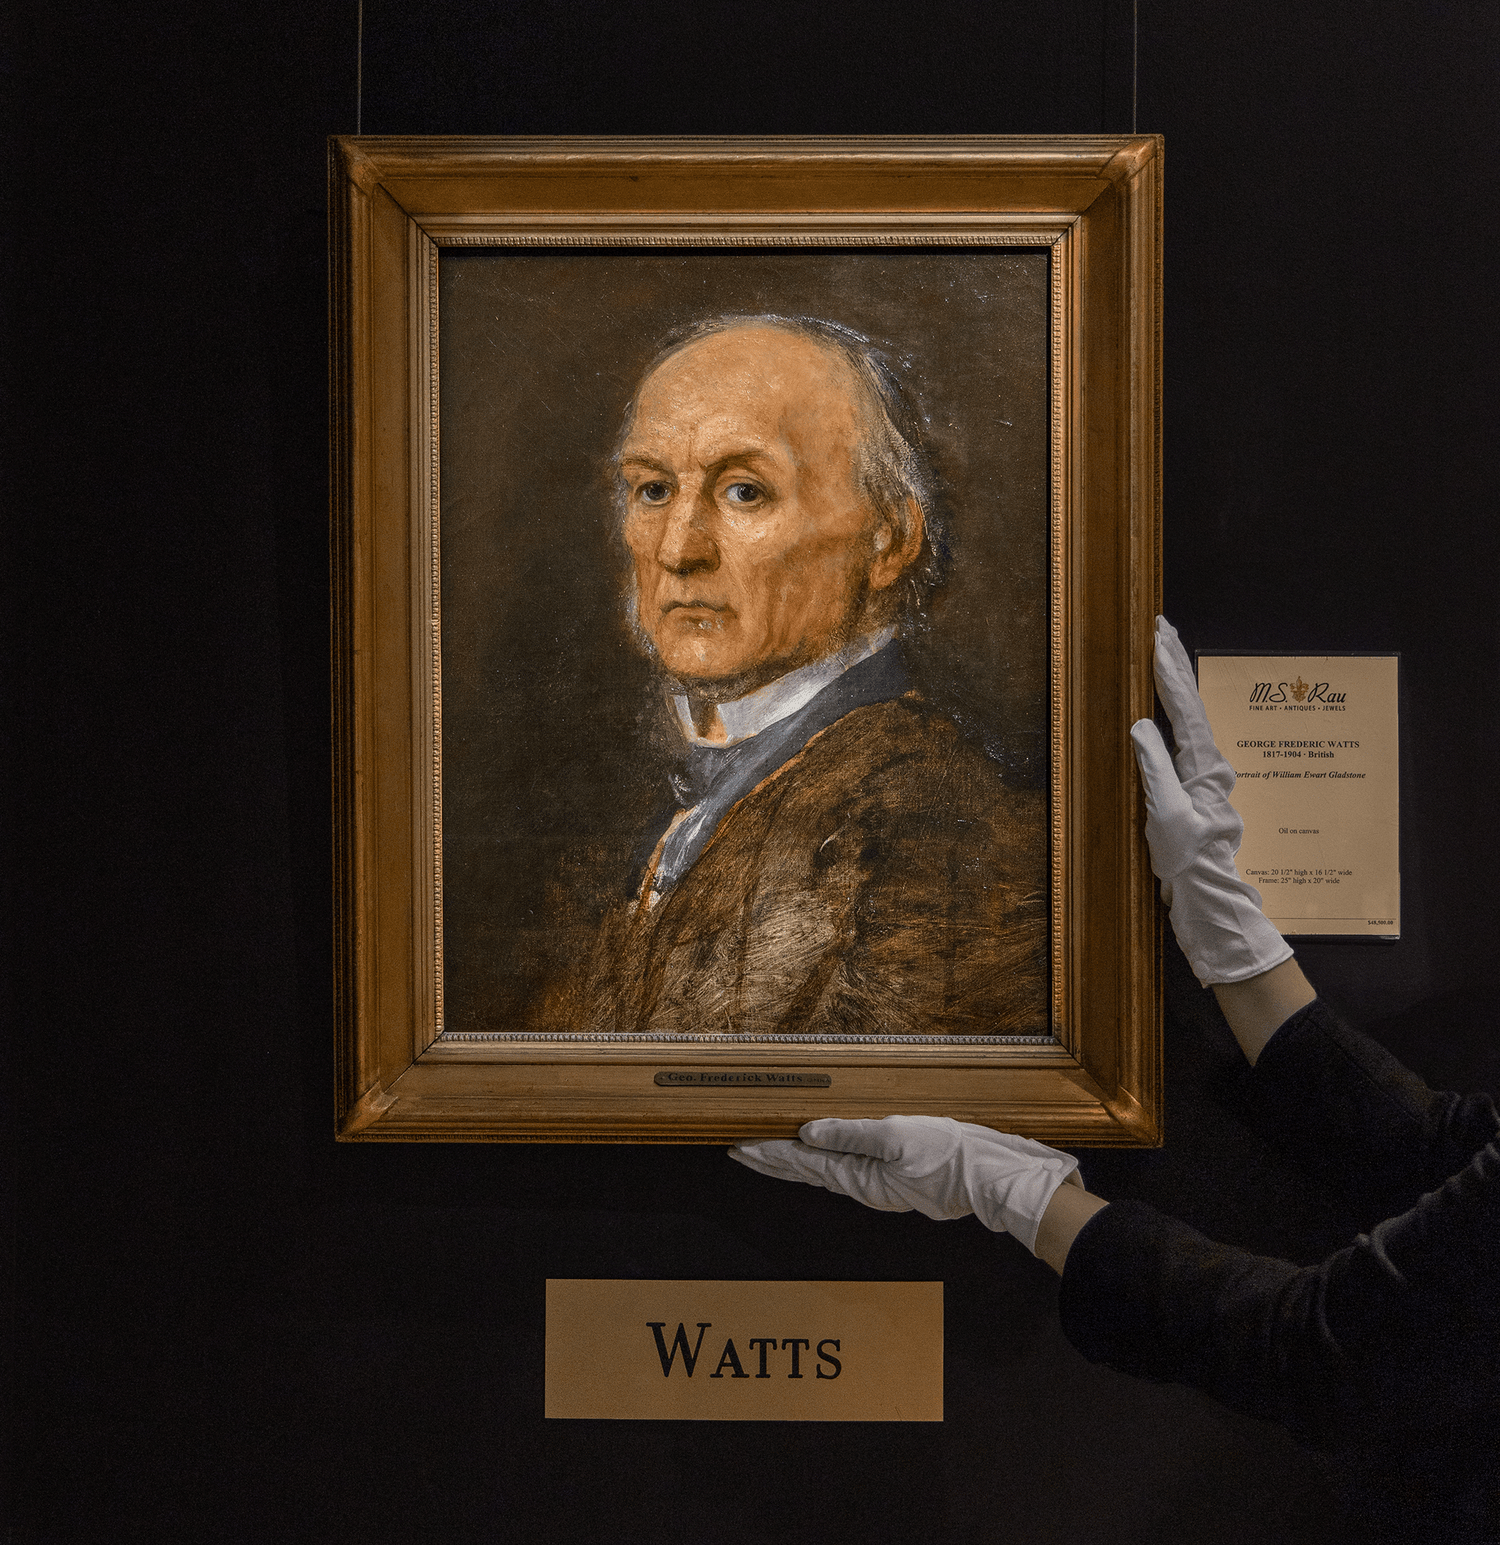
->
[1132, 0, 1139, 133]
[356, 0, 364, 134]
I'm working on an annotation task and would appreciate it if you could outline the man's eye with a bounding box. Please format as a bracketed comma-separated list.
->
[723, 482, 762, 505]
[638, 481, 671, 503]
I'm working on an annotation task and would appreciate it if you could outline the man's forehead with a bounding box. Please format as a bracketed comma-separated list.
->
[627, 332, 865, 463]
[628, 326, 864, 444]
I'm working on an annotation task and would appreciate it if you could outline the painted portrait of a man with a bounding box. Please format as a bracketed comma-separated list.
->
[437, 251, 1053, 1042]
[544, 313, 1047, 1036]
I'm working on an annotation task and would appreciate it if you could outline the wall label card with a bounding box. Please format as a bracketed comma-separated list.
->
[1196, 654, 1399, 938]
[545, 1280, 943, 1421]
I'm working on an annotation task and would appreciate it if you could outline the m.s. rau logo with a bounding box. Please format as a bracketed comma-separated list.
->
[1248, 676, 1347, 707]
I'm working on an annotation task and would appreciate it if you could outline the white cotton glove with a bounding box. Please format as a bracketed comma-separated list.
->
[1130, 616, 1294, 986]
[727, 1115, 1081, 1256]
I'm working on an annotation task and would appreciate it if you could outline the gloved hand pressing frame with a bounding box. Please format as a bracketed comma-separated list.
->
[731, 616, 1302, 1261]
[1129, 616, 1294, 986]
[729, 1116, 1083, 1256]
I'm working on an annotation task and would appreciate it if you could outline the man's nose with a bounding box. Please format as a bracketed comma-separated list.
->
[655, 493, 719, 574]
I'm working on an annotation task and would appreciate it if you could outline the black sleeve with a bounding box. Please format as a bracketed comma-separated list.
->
[1058, 1017, 1500, 1450]
[1251, 997, 1500, 1220]
[1059, 1141, 1500, 1448]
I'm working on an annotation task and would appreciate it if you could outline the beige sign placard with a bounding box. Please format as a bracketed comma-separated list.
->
[1196, 655, 1399, 937]
[545, 1279, 943, 1421]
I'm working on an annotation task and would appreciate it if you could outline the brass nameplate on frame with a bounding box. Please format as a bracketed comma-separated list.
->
[545, 1280, 943, 1422]
[1196, 655, 1399, 938]
[653, 1070, 833, 1089]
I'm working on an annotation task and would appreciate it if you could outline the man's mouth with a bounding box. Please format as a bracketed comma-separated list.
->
[660, 600, 732, 634]
[661, 600, 730, 616]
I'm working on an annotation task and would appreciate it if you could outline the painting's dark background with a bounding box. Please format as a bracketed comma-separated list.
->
[7, 2, 1498, 1540]
[439, 249, 1050, 1029]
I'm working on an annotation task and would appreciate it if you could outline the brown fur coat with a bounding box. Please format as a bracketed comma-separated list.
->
[550, 696, 1049, 1038]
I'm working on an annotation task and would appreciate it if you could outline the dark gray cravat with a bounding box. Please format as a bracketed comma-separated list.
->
[645, 642, 913, 901]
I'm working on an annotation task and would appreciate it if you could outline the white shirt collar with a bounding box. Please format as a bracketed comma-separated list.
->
[670, 627, 897, 748]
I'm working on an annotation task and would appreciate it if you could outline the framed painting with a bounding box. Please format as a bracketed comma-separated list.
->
[329, 136, 1163, 1143]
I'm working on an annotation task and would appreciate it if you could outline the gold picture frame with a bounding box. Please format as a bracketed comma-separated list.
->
[330, 135, 1162, 1144]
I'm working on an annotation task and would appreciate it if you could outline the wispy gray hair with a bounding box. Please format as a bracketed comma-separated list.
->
[614, 313, 952, 623]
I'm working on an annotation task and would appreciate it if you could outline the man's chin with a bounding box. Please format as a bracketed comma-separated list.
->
[648, 643, 786, 704]
[656, 663, 764, 704]
[641, 618, 736, 688]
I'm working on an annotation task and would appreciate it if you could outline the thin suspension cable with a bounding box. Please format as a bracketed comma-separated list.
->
[356, 0, 364, 134]
[1132, 0, 1139, 133]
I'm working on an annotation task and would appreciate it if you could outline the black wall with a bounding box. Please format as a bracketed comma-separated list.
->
[9, 3, 1498, 1540]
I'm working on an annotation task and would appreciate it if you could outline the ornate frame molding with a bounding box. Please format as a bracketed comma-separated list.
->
[330, 136, 1163, 1143]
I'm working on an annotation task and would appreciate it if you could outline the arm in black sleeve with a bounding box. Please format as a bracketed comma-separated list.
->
[1057, 1136, 1500, 1450]
[1250, 997, 1500, 1220]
